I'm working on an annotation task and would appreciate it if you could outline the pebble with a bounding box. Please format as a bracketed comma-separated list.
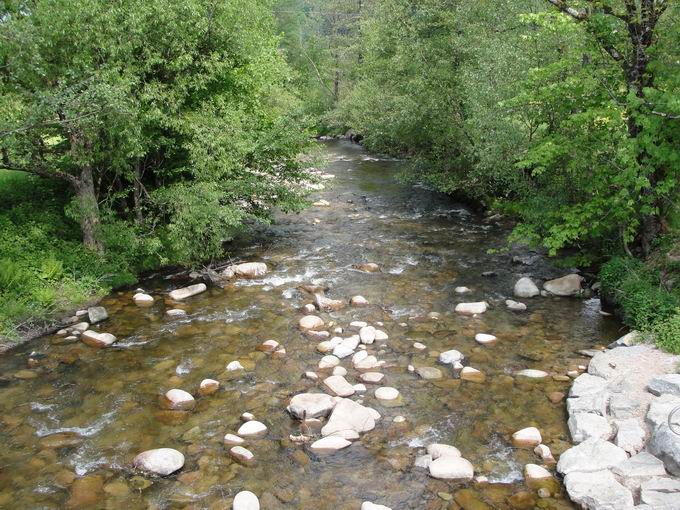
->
[169, 283, 206, 301]
[512, 427, 542, 447]
[360, 372, 384, 384]
[319, 355, 340, 369]
[429, 456, 474, 480]
[332, 366, 348, 376]
[413, 342, 427, 350]
[133, 448, 184, 476]
[237, 421, 267, 437]
[455, 286, 471, 294]
[359, 326, 376, 344]
[133, 293, 154, 306]
[299, 315, 324, 330]
[375, 387, 400, 401]
[310, 436, 351, 453]
[351, 296, 369, 306]
[162, 389, 196, 411]
[198, 379, 219, 396]
[454, 302, 488, 315]
[233, 490, 260, 510]
[474, 333, 497, 345]
[323, 375, 356, 397]
[516, 369, 549, 379]
[460, 367, 485, 382]
[229, 446, 254, 463]
[166, 308, 187, 317]
[227, 361, 245, 371]
[224, 434, 245, 446]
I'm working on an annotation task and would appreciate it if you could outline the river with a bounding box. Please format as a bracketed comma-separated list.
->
[0, 141, 621, 509]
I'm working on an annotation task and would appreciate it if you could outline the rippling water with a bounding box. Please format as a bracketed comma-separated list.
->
[0, 141, 621, 509]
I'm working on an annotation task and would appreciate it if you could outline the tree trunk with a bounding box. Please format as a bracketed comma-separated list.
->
[76, 164, 104, 254]
[133, 160, 144, 225]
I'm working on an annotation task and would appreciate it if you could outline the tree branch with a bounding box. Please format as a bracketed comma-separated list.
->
[0, 151, 79, 186]
[545, 0, 588, 20]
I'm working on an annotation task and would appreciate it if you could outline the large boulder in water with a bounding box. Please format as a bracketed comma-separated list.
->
[514, 277, 540, 298]
[224, 262, 268, 279]
[321, 398, 376, 439]
[133, 448, 184, 476]
[543, 274, 583, 297]
[287, 393, 336, 420]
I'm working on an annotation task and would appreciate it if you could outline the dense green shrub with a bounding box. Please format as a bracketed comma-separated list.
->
[654, 311, 680, 354]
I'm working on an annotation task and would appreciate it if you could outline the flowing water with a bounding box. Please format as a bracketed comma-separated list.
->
[0, 141, 622, 509]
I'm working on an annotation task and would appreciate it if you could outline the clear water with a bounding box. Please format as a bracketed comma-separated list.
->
[0, 141, 622, 509]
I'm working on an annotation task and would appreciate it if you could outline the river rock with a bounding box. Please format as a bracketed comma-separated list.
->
[647, 374, 680, 397]
[427, 444, 461, 459]
[169, 283, 206, 301]
[229, 446, 254, 463]
[524, 464, 552, 486]
[237, 421, 267, 438]
[233, 490, 260, 510]
[332, 343, 355, 359]
[614, 418, 646, 454]
[310, 436, 351, 453]
[648, 422, 680, 475]
[361, 503, 391, 510]
[417, 367, 443, 380]
[375, 386, 399, 401]
[166, 308, 186, 317]
[227, 361, 244, 371]
[359, 326, 376, 344]
[512, 427, 542, 447]
[567, 391, 609, 416]
[557, 438, 628, 475]
[87, 306, 108, 324]
[460, 367, 485, 383]
[455, 302, 488, 315]
[543, 274, 583, 296]
[534, 444, 556, 465]
[429, 456, 474, 481]
[133, 448, 184, 476]
[506, 299, 527, 311]
[354, 354, 380, 370]
[516, 369, 548, 379]
[639, 476, 680, 507]
[224, 434, 245, 446]
[375, 329, 388, 341]
[475, 333, 496, 344]
[568, 413, 612, 443]
[162, 389, 195, 411]
[287, 393, 336, 419]
[351, 296, 369, 306]
[315, 294, 345, 312]
[321, 398, 376, 438]
[319, 355, 340, 369]
[302, 303, 316, 314]
[646, 394, 680, 428]
[333, 366, 348, 376]
[514, 278, 540, 298]
[66, 475, 103, 508]
[439, 349, 464, 365]
[299, 315, 324, 330]
[258, 340, 279, 352]
[40, 432, 84, 449]
[361, 372, 384, 384]
[198, 379, 219, 396]
[81, 330, 117, 348]
[133, 293, 154, 306]
[563, 470, 634, 510]
[230, 262, 268, 279]
[455, 286, 471, 294]
[610, 330, 641, 348]
[323, 375, 355, 397]
[353, 263, 380, 273]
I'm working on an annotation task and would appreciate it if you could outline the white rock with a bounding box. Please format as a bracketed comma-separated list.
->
[241, 412, 255, 421]
[570, 373, 608, 398]
[534, 444, 556, 464]
[374, 329, 388, 341]
[359, 326, 376, 344]
[166, 308, 187, 317]
[393, 415, 405, 423]
[233, 490, 260, 510]
[333, 343, 355, 359]
[81, 330, 117, 348]
[648, 374, 680, 397]
[321, 398, 376, 438]
[415, 454, 432, 468]
[439, 349, 464, 365]
[350, 321, 368, 329]
[514, 277, 540, 298]
[460, 366, 485, 382]
[87, 306, 108, 324]
[568, 413, 612, 443]
[614, 418, 646, 454]
[648, 422, 680, 476]
[333, 366, 348, 376]
[224, 434, 244, 446]
[133, 448, 184, 476]
[557, 438, 629, 475]
[612, 452, 668, 492]
[360, 372, 384, 384]
[455, 302, 488, 315]
[354, 384, 367, 393]
[355, 355, 380, 370]
[416, 367, 443, 380]
[258, 339, 279, 352]
[455, 286, 471, 294]
[169, 283, 206, 301]
[640, 476, 680, 507]
[646, 394, 680, 429]
[524, 464, 552, 485]
[475, 333, 497, 344]
[375, 387, 399, 401]
[230, 262, 268, 279]
[299, 315, 325, 330]
[287, 393, 336, 420]
[506, 299, 527, 311]
[237, 421, 267, 437]
[226, 361, 244, 371]
[310, 436, 351, 453]
[198, 379, 219, 396]
[351, 296, 369, 306]
[428, 456, 474, 480]
[162, 389, 195, 410]
[361, 503, 391, 510]
[543, 274, 583, 296]
[319, 355, 340, 369]
[512, 427, 542, 447]
[427, 444, 461, 459]
[229, 446, 254, 463]
[304, 371, 319, 381]
[302, 303, 316, 314]
[133, 293, 154, 306]
[413, 342, 427, 350]
[563, 470, 634, 510]
[72, 321, 90, 332]
[323, 375, 355, 397]
[516, 369, 548, 379]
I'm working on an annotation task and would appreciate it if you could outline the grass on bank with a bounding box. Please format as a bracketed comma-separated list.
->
[600, 245, 680, 354]
[0, 171, 138, 339]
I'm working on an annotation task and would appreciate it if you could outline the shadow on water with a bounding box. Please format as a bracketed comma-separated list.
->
[0, 140, 621, 509]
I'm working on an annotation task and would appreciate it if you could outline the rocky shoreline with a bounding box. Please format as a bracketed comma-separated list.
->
[559, 340, 680, 509]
